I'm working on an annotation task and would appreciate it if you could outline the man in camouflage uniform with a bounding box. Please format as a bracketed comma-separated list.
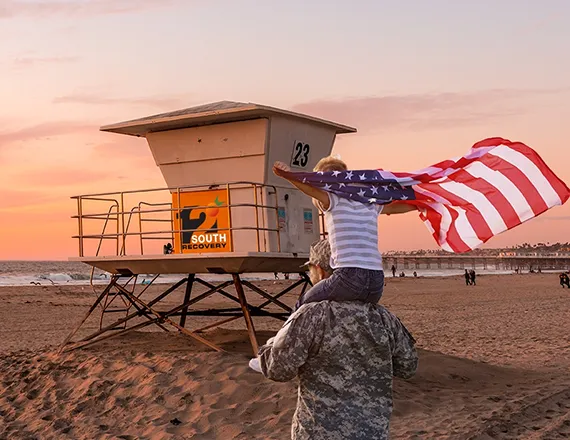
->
[257, 239, 418, 440]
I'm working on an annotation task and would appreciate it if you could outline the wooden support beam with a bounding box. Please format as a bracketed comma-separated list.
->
[233, 274, 259, 355]
[179, 274, 195, 328]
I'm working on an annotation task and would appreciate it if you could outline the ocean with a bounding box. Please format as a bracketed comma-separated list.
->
[0, 260, 517, 287]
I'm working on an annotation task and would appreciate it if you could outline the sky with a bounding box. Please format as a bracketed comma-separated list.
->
[1, 0, 569, 260]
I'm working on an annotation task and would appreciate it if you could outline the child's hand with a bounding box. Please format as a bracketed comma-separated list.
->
[273, 161, 291, 177]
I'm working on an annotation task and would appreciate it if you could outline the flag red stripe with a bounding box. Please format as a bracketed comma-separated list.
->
[472, 137, 507, 149]
[505, 141, 570, 203]
[448, 168, 520, 230]
[440, 206, 472, 253]
[481, 153, 548, 216]
[417, 181, 494, 244]
[416, 200, 444, 246]
[413, 192, 471, 253]
[391, 160, 458, 180]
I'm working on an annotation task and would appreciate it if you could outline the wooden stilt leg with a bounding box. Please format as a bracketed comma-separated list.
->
[256, 276, 307, 309]
[114, 284, 223, 352]
[300, 272, 312, 292]
[179, 274, 195, 328]
[67, 286, 221, 352]
[194, 316, 241, 333]
[71, 276, 186, 345]
[233, 274, 259, 355]
[241, 279, 292, 312]
[58, 277, 116, 353]
[98, 275, 135, 330]
[64, 320, 154, 352]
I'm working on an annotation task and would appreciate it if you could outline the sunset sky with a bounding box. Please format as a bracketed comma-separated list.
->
[1, 0, 569, 260]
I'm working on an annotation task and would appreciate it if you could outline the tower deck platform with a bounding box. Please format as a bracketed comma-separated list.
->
[62, 251, 312, 355]
[71, 252, 308, 276]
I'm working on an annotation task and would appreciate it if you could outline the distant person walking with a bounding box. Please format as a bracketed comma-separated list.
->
[391, 265, 397, 278]
[469, 269, 476, 286]
[559, 273, 570, 288]
[464, 269, 471, 286]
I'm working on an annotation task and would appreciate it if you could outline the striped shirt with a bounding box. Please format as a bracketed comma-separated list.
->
[320, 193, 383, 270]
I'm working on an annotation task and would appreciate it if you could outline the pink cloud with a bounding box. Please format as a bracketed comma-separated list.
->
[516, 11, 564, 37]
[0, 0, 185, 19]
[0, 121, 97, 149]
[291, 89, 564, 134]
[53, 93, 190, 110]
[12, 56, 79, 67]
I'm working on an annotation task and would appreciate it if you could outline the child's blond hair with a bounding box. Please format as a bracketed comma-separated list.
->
[313, 156, 348, 172]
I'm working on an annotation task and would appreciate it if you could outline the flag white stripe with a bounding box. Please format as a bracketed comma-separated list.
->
[490, 146, 561, 207]
[438, 180, 507, 235]
[384, 146, 498, 185]
[465, 161, 533, 223]
[418, 147, 498, 181]
[377, 170, 420, 185]
[449, 205, 483, 249]
[413, 186, 453, 248]
[463, 146, 496, 161]
[415, 185, 482, 250]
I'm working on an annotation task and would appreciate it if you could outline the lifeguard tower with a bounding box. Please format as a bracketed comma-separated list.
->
[61, 101, 356, 354]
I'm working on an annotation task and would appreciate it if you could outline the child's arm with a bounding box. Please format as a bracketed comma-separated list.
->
[382, 203, 417, 215]
[273, 162, 330, 210]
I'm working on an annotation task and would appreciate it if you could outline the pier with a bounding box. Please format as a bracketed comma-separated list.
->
[383, 255, 570, 272]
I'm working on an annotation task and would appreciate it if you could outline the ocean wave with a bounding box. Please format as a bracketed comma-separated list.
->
[38, 273, 110, 282]
[0, 272, 112, 287]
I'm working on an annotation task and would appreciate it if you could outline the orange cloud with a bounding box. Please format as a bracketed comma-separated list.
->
[292, 89, 565, 134]
[91, 138, 154, 162]
[12, 167, 112, 187]
[0, 0, 185, 19]
[0, 189, 57, 209]
[533, 215, 570, 222]
[1, 205, 72, 223]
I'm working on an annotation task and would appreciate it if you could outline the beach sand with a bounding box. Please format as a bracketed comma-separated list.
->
[0, 273, 569, 439]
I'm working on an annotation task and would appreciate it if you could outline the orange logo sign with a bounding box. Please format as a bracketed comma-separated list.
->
[172, 189, 232, 253]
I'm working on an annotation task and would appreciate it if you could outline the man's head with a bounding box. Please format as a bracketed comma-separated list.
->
[302, 239, 333, 284]
[313, 155, 348, 173]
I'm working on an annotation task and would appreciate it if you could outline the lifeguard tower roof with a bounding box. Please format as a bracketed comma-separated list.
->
[100, 100, 357, 137]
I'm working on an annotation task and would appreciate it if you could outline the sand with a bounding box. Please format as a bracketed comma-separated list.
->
[0, 273, 569, 439]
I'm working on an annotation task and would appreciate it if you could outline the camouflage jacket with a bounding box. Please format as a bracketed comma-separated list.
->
[258, 301, 418, 440]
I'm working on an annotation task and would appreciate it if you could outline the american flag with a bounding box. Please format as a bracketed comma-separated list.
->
[282, 137, 570, 253]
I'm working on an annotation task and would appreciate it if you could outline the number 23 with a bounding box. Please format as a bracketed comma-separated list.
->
[291, 142, 310, 168]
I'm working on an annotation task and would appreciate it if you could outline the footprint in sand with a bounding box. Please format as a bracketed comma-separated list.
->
[25, 388, 40, 400]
